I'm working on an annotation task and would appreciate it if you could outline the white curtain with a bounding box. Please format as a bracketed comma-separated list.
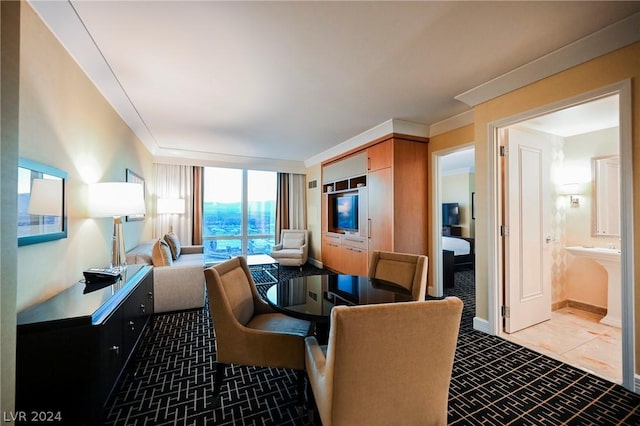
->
[288, 173, 307, 230]
[153, 164, 194, 245]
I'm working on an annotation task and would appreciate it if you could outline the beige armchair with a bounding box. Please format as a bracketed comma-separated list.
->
[270, 229, 309, 268]
[204, 256, 311, 403]
[305, 297, 463, 426]
[368, 250, 428, 301]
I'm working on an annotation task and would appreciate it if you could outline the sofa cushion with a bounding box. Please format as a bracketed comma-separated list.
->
[272, 248, 303, 258]
[283, 237, 304, 249]
[152, 239, 173, 266]
[164, 232, 181, 260]
[174, 253, 204, 267]
[125, 240, 155, 265]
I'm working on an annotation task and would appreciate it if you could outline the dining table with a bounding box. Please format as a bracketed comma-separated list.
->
[265, 274, 414, 343]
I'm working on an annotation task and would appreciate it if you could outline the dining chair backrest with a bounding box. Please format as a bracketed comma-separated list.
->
[305, 297, 463, 425]
[368, 250, 428, 301]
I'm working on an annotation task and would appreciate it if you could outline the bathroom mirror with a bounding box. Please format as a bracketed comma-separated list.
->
[17, 158, 67, 246]
[592, 155, 620, 237]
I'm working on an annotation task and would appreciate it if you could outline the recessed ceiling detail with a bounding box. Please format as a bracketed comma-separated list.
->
[28, 1, 640, 170]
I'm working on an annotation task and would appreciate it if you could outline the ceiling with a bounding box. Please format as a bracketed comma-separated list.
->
[30, 1, 640, 171]
[518, 95, 619, 137]
[441, 93, 620, 173]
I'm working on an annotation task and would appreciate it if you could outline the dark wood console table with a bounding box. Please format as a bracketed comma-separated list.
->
[16, 264, 154, 425]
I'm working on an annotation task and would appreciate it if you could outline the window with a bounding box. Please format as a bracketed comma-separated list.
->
[202, 167, 276, 262]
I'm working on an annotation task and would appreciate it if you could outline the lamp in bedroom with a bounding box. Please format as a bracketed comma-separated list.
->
[88, 182, 146, 271]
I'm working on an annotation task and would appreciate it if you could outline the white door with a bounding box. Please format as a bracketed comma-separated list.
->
[503, 126, 553, 333]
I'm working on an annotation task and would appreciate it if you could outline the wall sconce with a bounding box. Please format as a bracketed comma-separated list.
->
[559, 183, 582, 207]
[88, 182, 146, 271]
[157, 198, 185, 233]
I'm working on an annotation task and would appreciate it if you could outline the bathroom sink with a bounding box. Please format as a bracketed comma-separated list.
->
[564, 246, 621, 327]
[564, 246, 621, 263]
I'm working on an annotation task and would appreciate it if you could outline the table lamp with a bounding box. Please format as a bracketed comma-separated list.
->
[88, 182, 146, 271]
[157, 198, 185, 233]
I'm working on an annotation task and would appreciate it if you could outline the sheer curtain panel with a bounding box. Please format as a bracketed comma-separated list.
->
[153, 164, 194, 245]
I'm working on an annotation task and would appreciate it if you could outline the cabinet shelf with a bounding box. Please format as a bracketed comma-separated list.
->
[323, 174, 366, 194]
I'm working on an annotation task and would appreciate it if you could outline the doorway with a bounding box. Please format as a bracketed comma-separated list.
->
[488, 82, 635, 390]
[432, 146, 475, 297]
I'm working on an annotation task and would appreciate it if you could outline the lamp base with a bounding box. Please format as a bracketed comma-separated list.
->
[111, 216, 127, 271]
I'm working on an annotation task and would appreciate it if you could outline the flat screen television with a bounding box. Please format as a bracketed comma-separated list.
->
[442, 202, 460, 226]
[333, 194, 358, 232]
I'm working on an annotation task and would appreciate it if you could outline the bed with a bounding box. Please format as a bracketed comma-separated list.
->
[442, 236, 475, 288]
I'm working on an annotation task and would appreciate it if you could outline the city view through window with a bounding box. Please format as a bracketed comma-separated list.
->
[202, 168, 276, 262]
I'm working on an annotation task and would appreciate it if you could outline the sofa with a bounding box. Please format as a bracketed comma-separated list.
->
[126, 235, 206, 313]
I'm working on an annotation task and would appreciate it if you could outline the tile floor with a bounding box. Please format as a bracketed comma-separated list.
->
[502, 307, 622, 384]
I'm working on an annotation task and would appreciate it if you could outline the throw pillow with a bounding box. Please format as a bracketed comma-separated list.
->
[152, 239, 173, 266]
[164, 232, 181, 260]
[283, 237, 304, 249]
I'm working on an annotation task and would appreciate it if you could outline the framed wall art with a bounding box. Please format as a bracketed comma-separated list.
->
[17, 158, 68, 246]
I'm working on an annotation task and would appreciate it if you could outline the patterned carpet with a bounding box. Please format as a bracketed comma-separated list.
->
[104, 266, 640, 425]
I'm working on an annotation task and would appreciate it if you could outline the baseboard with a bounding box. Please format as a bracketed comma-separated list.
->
[308, 257, 323, 269]
[552, 300, 569, 311]
[473, 316, 491, 334]
[567, 300, 607, 317]
[553, 299, 607, 317]
[635, 375, 640, 394]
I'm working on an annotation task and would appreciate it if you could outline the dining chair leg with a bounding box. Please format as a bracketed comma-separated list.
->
[213, 362, 227, 400]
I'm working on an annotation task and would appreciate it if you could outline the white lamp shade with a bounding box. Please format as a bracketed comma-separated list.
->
[157, 198, 185, 214]
[28, 178, 63, 216]
[88, 182, 146, 217]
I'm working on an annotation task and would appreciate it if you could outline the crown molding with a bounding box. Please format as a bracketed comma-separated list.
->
[455, 12, 640, 107]
[154, 150, 307, 174]
[304, 119, 427, 167]
[429, 110, 474, 137]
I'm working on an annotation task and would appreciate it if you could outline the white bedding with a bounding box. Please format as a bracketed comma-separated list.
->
[442, 236, 470, 256]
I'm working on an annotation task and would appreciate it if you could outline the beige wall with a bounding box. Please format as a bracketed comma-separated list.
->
[16, 4, 153, 311]
[473, 41, 640, 370]
[1, 0, 21, 414]
[306, 163, 322, 264]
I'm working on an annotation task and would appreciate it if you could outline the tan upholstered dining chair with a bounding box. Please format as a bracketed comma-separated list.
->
[204, 256, 311, 404]
[305, 297, 463, 426]
[368, 250, 428, 301]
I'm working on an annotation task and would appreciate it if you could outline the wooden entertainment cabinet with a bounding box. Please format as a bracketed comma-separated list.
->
[16, 264, 154, 425]
[321, 133, 428, 275]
